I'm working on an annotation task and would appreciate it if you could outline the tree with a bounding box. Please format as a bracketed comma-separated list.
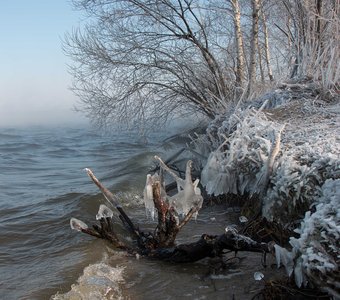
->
[230, 0, 246, 87]
[65, 0, 237, 130]
[247, 0, 260, 95]
[259, 2, 273, 81]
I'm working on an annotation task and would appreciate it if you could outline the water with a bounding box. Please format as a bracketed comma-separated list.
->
[0, 126, 279, 300]
[0, 126, 163, 299]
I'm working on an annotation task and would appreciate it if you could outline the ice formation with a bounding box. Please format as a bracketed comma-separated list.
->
[167, 160, 203, 218]
[96, 204, 114, 220]
[143, 156, 203, 220]
[70, 218, 88, 232]
[254, 272, 264, 281]
[143, 174, 156, 220]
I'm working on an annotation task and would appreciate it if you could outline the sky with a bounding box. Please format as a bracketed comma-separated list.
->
[0, 1, 88, 127]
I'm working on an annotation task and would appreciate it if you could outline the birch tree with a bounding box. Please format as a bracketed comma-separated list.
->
[230, 0, 246, 87]
[260, 3, 274, 81]
[247, 0, 260, 95]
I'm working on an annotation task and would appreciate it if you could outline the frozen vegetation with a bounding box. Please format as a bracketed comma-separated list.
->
[193, 80, 340, 297]
[275, 178, 340, 298]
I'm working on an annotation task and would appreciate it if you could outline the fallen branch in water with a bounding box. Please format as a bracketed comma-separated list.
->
[71, 163, 271, 264]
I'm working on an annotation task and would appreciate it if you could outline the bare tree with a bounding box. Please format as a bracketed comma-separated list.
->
[65, 0, 239, 130]
[65, 0, 337, 129]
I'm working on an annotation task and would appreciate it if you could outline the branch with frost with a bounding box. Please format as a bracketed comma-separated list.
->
[85, 168, 141, 239]
[70, 166, 271, 263]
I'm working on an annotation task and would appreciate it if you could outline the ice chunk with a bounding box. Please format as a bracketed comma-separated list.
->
[274, 244, 294, 276]
[155, 157, 203, 218]
[239, 216, 248, 223]
[143, 174, 155, 220]
[96, 204, 114, 220]
[254, 272, 264, 281]
[70, 218, 88, 232]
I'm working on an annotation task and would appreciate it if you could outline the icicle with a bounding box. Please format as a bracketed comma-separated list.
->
[143, 174, 155, 220]
[70, 218, 88, 232]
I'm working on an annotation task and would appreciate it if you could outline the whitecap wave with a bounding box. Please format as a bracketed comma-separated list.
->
[51, 262, 125, 300]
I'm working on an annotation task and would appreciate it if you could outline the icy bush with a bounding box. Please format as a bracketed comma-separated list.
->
[274, 179, 340, 298]
[198, 91, 339, 224]
[201, 104, 282, 198]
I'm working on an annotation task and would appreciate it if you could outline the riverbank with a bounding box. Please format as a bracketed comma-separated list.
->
[194, 78, 340, 298]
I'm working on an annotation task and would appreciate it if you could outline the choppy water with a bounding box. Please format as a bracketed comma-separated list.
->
[0, 126, 164, 299]
[0, 126, 278, 300]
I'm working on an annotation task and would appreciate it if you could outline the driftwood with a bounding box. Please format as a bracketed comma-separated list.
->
[72, 167, 271, 264]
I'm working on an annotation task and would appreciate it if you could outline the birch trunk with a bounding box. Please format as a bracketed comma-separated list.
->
[248, 0, 260, 95]
[260, 5, 274, 81]
[231, 0, 246, 87]
[257, 39, 265, 82]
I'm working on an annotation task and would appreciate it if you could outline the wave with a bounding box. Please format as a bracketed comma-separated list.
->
[51, 258, 126, 300]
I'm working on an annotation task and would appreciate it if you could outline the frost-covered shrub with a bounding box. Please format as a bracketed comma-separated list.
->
[275, 179, 340, 298]
[201, 105, 283, 199]
[263, 153, 339, 223]
[199, 93, 339, 224]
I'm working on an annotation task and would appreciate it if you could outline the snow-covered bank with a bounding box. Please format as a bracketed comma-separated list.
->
[194, 80, 340, 297]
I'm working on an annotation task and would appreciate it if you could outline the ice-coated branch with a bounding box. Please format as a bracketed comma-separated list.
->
[154, 155, 185, 191]
[84, 168, 140, 239]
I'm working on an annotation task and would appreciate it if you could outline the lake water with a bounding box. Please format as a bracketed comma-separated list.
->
[0, 126, 276, 299]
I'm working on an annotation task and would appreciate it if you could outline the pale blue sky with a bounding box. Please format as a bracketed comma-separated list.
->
[0, 0, 87, 127]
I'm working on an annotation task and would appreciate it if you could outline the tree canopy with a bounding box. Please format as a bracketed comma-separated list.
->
[65, 0, 339, 129]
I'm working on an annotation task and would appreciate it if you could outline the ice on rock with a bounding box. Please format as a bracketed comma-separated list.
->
[143, 174, 155, 220]
[70, 218, 88, 232]
[96, 204, 114, 220]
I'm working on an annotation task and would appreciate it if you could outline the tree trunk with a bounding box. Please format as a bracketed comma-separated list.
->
[231, 0, 246, 87]
[248, 0, 260, 95]
[260, 4, 274, 81]
[257, 39, 265, 83]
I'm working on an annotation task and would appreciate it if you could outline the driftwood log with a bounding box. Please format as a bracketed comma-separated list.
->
[73, 168, 271, 264]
